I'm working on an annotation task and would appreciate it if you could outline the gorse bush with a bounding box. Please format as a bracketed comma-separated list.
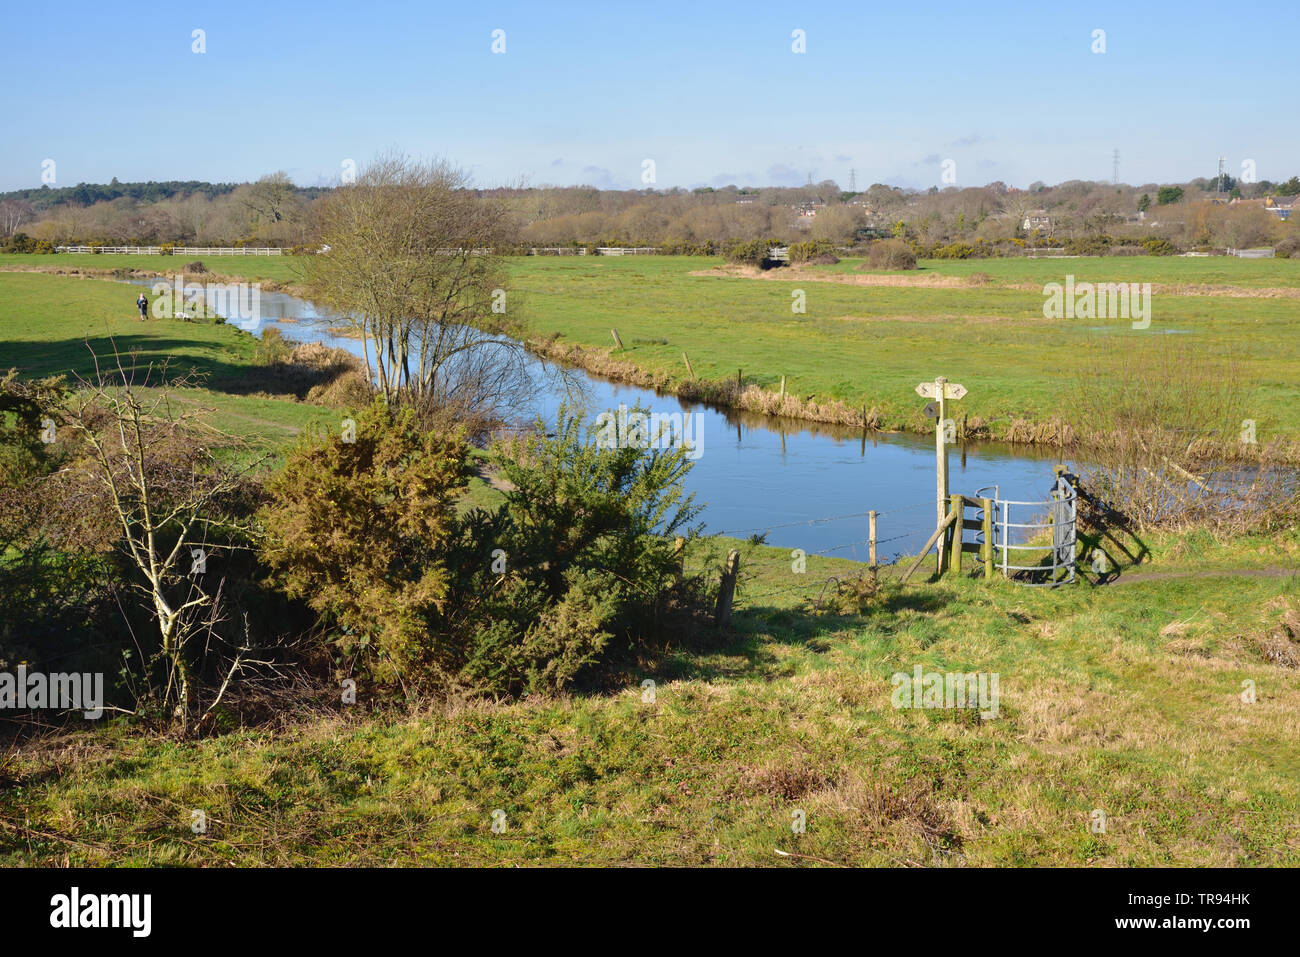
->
[726, 238, 779, 267]
[863, 239, 917, 270]
[259, 402, 708, 696]
[260, 403, 469, 682]
[1063, 235, 1113, 257]
[1140, 238, 1178, 256]
[3, 233, 39, 254]
[787, 240, 837, 264]
[929, 241, 976, 260]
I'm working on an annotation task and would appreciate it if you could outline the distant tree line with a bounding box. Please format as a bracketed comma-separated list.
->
[2, 168, 1297, 256]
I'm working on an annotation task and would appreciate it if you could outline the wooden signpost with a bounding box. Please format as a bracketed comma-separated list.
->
[915, 376, 967, 574]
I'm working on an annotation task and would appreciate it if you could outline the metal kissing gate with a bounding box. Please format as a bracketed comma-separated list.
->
[903, 372, 1078, 587]
[976, 471, 1078, 586]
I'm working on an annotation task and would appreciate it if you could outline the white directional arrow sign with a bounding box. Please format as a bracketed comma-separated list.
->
[914, 376, 970, 573]
[916, 381, 966, 400]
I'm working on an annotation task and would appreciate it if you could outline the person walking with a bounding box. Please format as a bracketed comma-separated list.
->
[136, 292, 148, 321]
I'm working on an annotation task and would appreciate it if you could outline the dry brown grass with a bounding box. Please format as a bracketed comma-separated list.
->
[688, 265, 969, 287]
[1246, 598, 1300, 668]
[1069, 337, 1300, 530]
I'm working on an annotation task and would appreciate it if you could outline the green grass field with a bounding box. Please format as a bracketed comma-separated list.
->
[6, 252, 1299, 446]
[0, 271, 337, 454]
[4, 528, 1298, 866]
[3, 256, 1299, 867]
[811, 253, 1300, 287]
[503, 255, 1300, 444]
[6, 249, 1299, 289]
[0, 252, 304, 283]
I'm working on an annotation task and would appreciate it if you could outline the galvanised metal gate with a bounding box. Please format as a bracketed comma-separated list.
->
[976, 472, 1078, 586]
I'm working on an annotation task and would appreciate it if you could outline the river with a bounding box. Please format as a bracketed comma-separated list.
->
[125, 279, 1073, 562]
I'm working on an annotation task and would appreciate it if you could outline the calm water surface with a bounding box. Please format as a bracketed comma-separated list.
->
[126, 279, 1074, 561]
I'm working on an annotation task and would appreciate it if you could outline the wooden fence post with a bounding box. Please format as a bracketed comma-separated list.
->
[673, 536, 685, 583]
[682, 352, 695, 379]
[611, 329, 624, 350]
[950, 493, 964, 575]
[900, 509, 958, 584]
[981, 497, 994, 580]
[868, 511, 878, 567]
[779, 375, 786, 400]
[715, 549, 740, 626]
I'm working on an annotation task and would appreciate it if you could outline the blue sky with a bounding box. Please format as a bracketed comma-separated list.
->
[2, 0, 1296, 193]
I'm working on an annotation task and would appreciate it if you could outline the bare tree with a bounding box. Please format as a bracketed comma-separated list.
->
[52, 346, 268, 730]
[0, 199, 34, 238]
[304, 153, 537, 420]
[241, 171, 300, 225]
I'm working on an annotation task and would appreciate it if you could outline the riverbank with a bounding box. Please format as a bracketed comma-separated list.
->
[5, 254, 1300, 463]
[501, 255, 1300, 462]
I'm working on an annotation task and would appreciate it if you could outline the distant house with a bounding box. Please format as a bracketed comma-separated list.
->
[1022, 209, 1052, 232]
[1264, 195, 1296, 221]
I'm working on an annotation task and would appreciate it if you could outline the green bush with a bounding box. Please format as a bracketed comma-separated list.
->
[1141, 238, 1179, 256]
[787, 240, 838, 264]
[260, 403, 709, 696]
[4, 233, 37, 253]
[863, 239, 917, 270]
[456, 408, 704, 693]
[726, 238, 779, 267]
[930, 241, 976, 259]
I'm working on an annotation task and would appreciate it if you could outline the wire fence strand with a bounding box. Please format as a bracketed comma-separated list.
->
[712, 500, 934, 539]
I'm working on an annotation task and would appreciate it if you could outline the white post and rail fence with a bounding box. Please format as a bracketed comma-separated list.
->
[54, 246, 285, 256]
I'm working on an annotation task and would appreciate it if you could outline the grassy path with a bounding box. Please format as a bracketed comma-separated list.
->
[1107, 567, 1298, 585]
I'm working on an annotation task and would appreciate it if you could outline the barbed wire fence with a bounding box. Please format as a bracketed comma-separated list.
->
[690, 499, 941, 609]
